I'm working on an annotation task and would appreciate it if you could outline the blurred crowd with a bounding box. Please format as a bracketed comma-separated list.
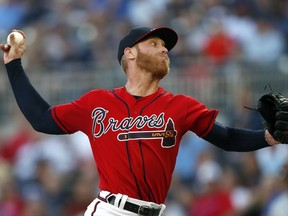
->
[0, 0, 288, 69]
[1, 0, 288, 216]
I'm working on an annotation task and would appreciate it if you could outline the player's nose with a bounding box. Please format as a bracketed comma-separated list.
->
[161, 46, 168, 54]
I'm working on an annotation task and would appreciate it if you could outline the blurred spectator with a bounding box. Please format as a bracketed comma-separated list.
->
[0, 0, 26, 31]
[221, 166, 252, 215]
[62, 171, 98, 216]
[202, 20, 240, 65]
[266, 162, 288, 216]
[173, 131, 210, 186]
[239, 153, 262, 188]
[0, 112, 39, 164]
[164, 182, 192, 216]
[255, 145, 288, 177]
[222, 10, 257, 56]
[22, 198, 46, 216]
[241, 175, 280, 216]
[13, 134, 77, 185]
[0, 180, 24, 216]
[188, 153, 235, 216]
[166, 132, 211, 215]
[241, 17, 285, 65]
[127, 0, 167, 26]
[228, 89, 263, 130]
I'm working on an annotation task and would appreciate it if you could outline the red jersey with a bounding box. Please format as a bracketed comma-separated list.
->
[51, 87, 218, 204]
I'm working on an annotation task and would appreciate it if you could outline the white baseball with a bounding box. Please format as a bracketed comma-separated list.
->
[7, 32, 24, 45]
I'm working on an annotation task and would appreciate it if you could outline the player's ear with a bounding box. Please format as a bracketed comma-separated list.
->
[124, 47, 136, 61]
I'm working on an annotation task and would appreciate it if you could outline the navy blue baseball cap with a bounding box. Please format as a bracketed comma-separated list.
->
[117, 26, 178, 64]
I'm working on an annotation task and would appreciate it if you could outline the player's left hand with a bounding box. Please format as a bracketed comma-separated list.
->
[0, 29, 26, 64]
[265, 129, 280, 145]
[258, 93, 288, 144]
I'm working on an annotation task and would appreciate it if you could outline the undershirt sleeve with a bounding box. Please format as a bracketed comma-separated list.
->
[5, 59, 64, 134]
[203, 121, 270, 151]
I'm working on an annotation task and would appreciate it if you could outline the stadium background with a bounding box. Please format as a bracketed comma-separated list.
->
[0, 0, 288, 215]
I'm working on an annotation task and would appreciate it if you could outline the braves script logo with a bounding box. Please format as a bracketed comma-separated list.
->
[91, 107, 177, 148]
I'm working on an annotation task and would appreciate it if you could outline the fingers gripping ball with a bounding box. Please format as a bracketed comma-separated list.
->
[257, 93, 288, 143]
[7, 32, 24, 46]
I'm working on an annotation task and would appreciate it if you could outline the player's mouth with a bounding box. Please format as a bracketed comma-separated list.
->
[160, 54, 169, 60]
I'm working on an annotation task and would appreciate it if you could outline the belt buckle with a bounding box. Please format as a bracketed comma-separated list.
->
[138, 205, 151, 216]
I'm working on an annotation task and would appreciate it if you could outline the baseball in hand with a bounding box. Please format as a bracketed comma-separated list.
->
[7, 32, 24, 45]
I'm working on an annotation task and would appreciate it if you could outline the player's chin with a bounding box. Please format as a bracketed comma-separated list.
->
[163, 63, 170, 74]
[163, 61, 170, 74]
[154, 67, 169, 79]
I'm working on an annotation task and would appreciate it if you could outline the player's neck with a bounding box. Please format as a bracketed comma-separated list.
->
[125, 78, 159, 97]
[124, 64, 163, 97]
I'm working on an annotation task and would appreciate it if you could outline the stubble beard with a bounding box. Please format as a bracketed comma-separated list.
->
[135, 47, 170, 80]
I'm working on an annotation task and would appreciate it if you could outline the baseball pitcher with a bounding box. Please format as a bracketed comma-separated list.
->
[1, 27, 288, 216]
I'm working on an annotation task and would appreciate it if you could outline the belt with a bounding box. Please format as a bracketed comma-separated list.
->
[98, 191, 162, 216]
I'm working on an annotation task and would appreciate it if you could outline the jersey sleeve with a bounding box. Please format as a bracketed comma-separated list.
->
[185, 96, 219, 137]
[51, 91, 93, 134]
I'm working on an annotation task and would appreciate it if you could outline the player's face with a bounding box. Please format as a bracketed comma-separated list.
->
[135, 37, 170, 79]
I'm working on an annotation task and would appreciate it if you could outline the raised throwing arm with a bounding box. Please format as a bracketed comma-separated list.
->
[1, 30, 64, 134]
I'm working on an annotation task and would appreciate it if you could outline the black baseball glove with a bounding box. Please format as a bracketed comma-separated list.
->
[257, 93, 288, 143]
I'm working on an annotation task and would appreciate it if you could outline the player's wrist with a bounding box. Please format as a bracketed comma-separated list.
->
[265, 129, 280, 146]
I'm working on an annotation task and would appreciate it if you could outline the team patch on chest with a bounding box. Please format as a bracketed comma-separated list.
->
[91, 107, 177, 148]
